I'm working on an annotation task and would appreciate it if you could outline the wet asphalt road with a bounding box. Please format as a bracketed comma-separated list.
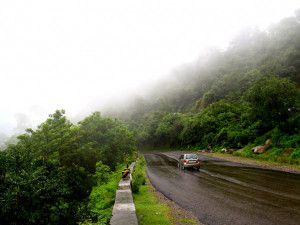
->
[144, 152, 300, 225]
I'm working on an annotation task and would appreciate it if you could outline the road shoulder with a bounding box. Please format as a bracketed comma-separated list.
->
[149, 180, 203, 225]
[133, 154, 202, 225]
[134, 179, 203, 225]
[202, 153, 300, 174]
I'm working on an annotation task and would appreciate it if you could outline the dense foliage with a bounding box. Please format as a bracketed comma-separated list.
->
[81, 164, 126, 225]
[0, 110, 136, 224]
[132, 156, 146, 194]
[113, 13, 300, 162]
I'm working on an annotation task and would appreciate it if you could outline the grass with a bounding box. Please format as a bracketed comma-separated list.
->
[179, 218, 197, 224]
[207, 151, 300, 170]
[134, 183, 171, 225]
[133, 155, 171, 224]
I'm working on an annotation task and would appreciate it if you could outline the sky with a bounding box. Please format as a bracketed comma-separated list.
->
[0, 0, 299, 136]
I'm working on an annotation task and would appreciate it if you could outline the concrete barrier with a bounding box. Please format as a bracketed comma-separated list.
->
[110, 162, 138, 225]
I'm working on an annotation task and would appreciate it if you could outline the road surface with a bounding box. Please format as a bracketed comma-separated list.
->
[144, 151, 300, 225]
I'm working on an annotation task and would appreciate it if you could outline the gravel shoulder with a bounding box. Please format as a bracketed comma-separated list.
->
[202, 153, 300, 174]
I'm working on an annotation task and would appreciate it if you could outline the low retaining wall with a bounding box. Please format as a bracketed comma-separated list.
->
[110, 162, 138, 225]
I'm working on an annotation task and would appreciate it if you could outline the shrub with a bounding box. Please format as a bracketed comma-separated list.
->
[290, 149, 300, 160]
[270, 148, 284, 158]
[86, 164, 125, 224]
[132, 156, 146, 194]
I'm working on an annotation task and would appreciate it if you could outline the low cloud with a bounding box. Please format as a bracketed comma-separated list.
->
[13, 113, 33, 134]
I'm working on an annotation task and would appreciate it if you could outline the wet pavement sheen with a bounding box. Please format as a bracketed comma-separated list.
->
[144, 152, 300, 225]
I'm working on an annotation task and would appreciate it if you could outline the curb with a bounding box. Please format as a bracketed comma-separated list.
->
[110, 162, 138, 225]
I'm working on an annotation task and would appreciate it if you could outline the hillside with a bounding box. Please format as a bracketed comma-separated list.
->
[114, 13, 300, 163]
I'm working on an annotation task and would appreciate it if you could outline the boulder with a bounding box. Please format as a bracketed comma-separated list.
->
[252, 140, 272, 154]
[198, 149, 206, 153]
[265, 139, 272, 146]
[221, 148, 235, 154]
[252, 145, 264, 154]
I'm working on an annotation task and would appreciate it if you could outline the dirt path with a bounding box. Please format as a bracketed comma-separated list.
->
[203, 153, 300, 174]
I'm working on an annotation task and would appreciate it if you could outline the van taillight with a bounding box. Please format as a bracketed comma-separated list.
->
[196, 158, 200, 162]
[184, 159, 187, 162]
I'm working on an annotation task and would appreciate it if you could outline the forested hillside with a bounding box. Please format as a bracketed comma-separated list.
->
[115, 13, 300, 162]
[0, 110, 136, 224]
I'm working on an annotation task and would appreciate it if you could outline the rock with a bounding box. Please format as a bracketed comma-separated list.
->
[221, 148, 235, 154]
[252, 145, 264, 154]
[265, 139, 272, 146]
[252, 140, 272, 154]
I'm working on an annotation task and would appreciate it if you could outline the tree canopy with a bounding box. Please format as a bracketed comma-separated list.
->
[0, 110, 136, 224]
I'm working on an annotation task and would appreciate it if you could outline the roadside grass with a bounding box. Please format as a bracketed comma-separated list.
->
[231, 144, 300, 166]
[207, 152, 300, 170]
[134, 183, 171, 225]
[132, 155, 199, 225]
[179, 218, 197, 224]
[133, 155, 171, 225]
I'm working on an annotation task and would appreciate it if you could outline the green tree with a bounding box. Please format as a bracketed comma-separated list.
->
[78, 112, 136, 169]
[0, 109, 138, 224]
[0, 145, 73, 224]
[244, 74, 299, 127]
[24, 109, 76, 159]
[155, 113, 184, 147]
[135, 111, 165, 148]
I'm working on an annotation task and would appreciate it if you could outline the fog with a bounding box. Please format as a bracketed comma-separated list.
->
[0, 0, 299, 139]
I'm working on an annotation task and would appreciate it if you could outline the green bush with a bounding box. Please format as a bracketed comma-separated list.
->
[270, 148, 284, 158]
[132, 173, 146, 194]
[232, 143, 254, 157]
[290, 149, 300, 160]
[86, 164, 125, 224]
[132, 156, 146, 194]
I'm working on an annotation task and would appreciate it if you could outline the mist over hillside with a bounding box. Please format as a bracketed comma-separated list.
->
[1, 10, 300, 151]
[105, 12, 300, 152]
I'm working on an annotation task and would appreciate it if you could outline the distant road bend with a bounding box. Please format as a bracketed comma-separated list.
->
[144, 151, 300, 225]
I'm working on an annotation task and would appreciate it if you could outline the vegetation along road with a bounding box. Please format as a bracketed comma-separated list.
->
[144, 151, 300, 225]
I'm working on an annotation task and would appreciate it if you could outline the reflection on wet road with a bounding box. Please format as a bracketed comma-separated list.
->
[144, 152, 300, 225]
